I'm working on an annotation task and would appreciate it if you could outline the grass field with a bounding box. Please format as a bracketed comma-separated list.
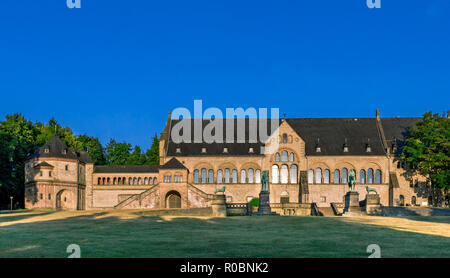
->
[0, 210, 449, 258]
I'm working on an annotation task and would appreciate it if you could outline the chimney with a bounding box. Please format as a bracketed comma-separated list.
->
[376, 109, 380, 119]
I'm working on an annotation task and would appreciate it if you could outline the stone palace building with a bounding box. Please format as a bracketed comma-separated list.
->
[24, 110, 433, 212]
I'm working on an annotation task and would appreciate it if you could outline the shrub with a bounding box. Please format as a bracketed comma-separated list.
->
[250, 198, 259, 208]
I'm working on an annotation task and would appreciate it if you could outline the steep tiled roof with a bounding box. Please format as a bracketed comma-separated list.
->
[30, 135, 93, 163]
[165, 117, 419, 157]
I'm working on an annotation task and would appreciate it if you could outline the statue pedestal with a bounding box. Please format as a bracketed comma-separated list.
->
[256, 191, 272, 215]
[365, 193, 381, 215]
[212, 194, 227, 217]
[343, 191, 363, 216]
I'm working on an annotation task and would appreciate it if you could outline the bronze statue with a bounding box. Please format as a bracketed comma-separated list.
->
[348, 169, 357, 192]
[261, 171, 269, 192]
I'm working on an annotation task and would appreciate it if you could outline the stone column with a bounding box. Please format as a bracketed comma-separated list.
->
[257, 191, 272, 215]
[343, 191, 363, 216]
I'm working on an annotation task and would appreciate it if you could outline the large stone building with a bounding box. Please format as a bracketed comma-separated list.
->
[24, 110, 434, 211]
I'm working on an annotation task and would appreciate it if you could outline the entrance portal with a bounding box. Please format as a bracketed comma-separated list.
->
[166, 191, 181, 208]
[56, 190, 71, 210]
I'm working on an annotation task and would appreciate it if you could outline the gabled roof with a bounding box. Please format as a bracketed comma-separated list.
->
[94, 165, 159, 174]
[381, 118, 420, 156]
[30, 135, 93, 163]
[34, 161, 54, 168]
[159, 158, 187, 170]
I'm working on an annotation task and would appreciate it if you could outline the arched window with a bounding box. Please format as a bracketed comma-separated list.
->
[282, 133, 287, 143]
[194, 170, 199, 184]
[334, 170, 340, 184]
[375, 170, 381, 184]
[149, 177, 153, 185]
[360, 170, 366, 184]
[272, 165, 279, 183]
[308, 169, 314, 184]
[341, 168, 348, 184]
[367, 168, 374, 184]
[248, 168, 254, 183]
[399, 195, 405, 206]
[134, 178, 138, 185]
[275, 153, 280, 162]
[113, 178, 117, 185]
[324, 169, 330, 184]
[241, 170, 247, 183]
[138, 177, 142, 185]
[122, 177, 126, 185]
[289, 153, 294, 162]
[281, 151, 288, 162]
[217, 170, 223, 183]
[153, 177, 158, 184]
[128, 177, 132, 185]
[201, 168, 207, 184]
[315, 168, 322, 184]
[290, 165, 298, 184]
[281, 165, 289, 184]
[208, 170, 214, 184]
[107, 178, 111, 185]
[232, 169, 238, 183]
[97, 178, 101, 185]
[224, 168, 230, 183]
[255, 170, 261, 184]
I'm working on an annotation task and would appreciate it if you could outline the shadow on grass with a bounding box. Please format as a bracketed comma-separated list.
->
[0, 213, 449, 258]
[0, 211, 56, 223]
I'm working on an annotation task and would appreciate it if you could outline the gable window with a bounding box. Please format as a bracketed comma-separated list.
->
[290, 165, 298, 184]
[249, 147, 254, 153]
[44, 148, 49, 153]
[223, 147, 228, 153]
[248, 168, 254, 184]
[323, 169, 330, 184]
[341, 168, 348, 184]
[281, 151, 288, 162]
[255, 170, 261, 184]
[194, 170, 199, 184]
[224, 168, 230, 183]
[40, 193, 43, 200]
[232, 169, 238, 183]
[282, 134, 287, 143]
[315, 168, 322, 184]
[40, 171, 43, 177]
[201, 168, 207, 184]
[275, 153, 280, 162]
[201, 147, 207, 154]
[272, 165, 279, 184]
[367, 168, 374, 184]
[360, 170, 366, 184]
[217, 170, 223, 183]
[280, 165, 289, 184]
[375, 170, 381, 184]
[308, 169, 314, 184]
[65, 165, 68, 171]
[176, 148, 181, 154]
[289, 153, 294, 162]
[240, 170, 247, 183]
[334, 170, 340, 184]
[208, 170, 214, 184]
[49, 171, 52, 177]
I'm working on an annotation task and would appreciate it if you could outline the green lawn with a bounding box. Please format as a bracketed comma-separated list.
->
[0, 210, 449, 258]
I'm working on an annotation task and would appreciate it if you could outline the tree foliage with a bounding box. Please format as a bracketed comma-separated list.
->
[401, 112, 450, 191]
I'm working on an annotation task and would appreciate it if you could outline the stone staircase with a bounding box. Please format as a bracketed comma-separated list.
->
[114, 184, 160, 209]
[318, 206, 337, 216]
[187, 183, 215, 202]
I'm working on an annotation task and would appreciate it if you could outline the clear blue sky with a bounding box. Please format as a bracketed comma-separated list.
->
[1, 0, 449, 150]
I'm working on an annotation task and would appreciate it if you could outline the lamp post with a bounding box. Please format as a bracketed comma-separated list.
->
[10, 196, 13, 211]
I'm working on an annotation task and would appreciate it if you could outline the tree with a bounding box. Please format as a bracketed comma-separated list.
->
[104, 139, 132, 165]
[127, 145, 146, 165]
[76, 134, 106, 165]
[0, 114, 39, 208]
[145, 135, 160, 165]
[36, 118, 78, 148]
[401, 112, 450, 205]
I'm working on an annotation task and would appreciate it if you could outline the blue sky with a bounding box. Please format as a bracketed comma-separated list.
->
[1, 0, 449, 150]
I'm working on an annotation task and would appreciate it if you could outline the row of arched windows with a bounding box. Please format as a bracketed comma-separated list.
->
[307, 168, 382, 184]
[275, 151, 295, 162]
[271, 164, 298, 184]
[193, 168, 262, 184]
[97, 177, 158, 185]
